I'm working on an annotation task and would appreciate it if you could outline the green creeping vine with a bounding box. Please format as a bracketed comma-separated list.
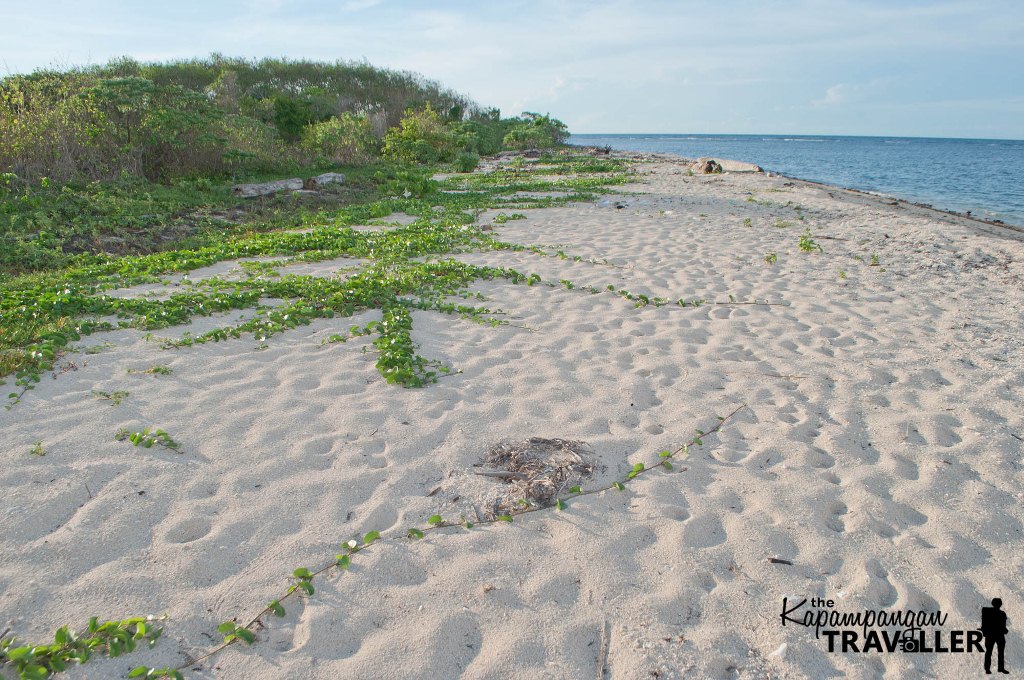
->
[115, 427, 181, 452]
[798, 228, 823, 253]
[93, 390, 129, 405]
[127, 366, 172, 376]
[0, 616, 170, 679]
[1, 157, 634, 407]
[167, 406, 746, 676]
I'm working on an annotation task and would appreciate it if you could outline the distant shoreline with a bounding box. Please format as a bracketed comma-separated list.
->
[573, 142, 1024, 240]
[569, 134, 1024, 229]
[572, 132, 1024, 143]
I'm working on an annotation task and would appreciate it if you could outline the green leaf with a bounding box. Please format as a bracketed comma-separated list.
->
[662, 461, 673, 471]
[236, 629, 256, 645]
[336, 554, 351, 570]
[21, 664, 49, 680]
[569, 485, 582, 493]
[497, 514, 513, 523]
[694, 438, 703, 446]
[464, 521, 474, 529]
[427, 514, 444, 526]
[362, 530, 380, 544]
[407, 528, 424, 539]
[555, 499, 566, 511]
[269, 600, 285, 617]
[298, 581, 315, 596]
[613, 482, 625, 491]
[217, 622, 237, 635]
[659, 450, 672, 458]
[292, 567, 312, 579]
[129, 667, 151, 678]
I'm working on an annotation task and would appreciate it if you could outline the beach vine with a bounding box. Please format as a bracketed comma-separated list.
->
[1, 407, 745, 680]
[1, 154, 634, 406]
[1, 154, 773, 679]
[166, 405, 746, 676]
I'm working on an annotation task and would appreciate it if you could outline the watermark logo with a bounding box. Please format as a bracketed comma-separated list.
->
[780, 595, 1011, 673]
[982, 598, 1010, 675]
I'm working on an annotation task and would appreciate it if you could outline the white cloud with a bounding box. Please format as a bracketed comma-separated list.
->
[813, 83, 857, 108]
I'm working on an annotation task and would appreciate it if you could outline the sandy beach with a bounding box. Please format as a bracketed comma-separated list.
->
[2, 154, 1023, 679]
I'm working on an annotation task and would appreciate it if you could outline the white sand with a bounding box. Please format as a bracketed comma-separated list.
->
[2, 157, 1023, 678]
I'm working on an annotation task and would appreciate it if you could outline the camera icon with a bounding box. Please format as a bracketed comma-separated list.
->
[898, 629, 920, 653]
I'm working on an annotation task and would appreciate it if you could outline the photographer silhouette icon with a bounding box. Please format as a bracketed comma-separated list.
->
[980, 598, 1009, 674]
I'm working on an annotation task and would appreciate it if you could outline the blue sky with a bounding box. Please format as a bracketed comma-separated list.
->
[2, 0, 1022, 138]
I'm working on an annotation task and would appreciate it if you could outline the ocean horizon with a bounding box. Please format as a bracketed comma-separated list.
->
[569, 133, 1024, 227]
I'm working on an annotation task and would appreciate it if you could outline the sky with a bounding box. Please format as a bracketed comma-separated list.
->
[2, 0, 1023, 138]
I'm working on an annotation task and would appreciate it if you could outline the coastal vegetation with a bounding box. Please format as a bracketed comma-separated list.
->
[0, 55, 781, 680]
[0, 54, 711, 680]
[0, 56, 575, 399]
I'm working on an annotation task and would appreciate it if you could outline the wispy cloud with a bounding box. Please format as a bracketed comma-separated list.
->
[813, 83, 857, 108]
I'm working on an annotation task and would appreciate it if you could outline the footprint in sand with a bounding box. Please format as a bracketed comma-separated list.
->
[681, 513, 727, 548]
[164, 517, 212, 544]
[825, 501, 848, 533]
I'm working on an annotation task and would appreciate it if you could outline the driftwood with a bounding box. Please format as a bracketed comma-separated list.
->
[232, 178, 303, 198]
[234, 172, 345, 198]
[303, 172, 346, 190]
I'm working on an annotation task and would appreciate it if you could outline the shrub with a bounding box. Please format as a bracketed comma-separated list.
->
[0, 73, 228, 182]
[301, 113, 378, 165]
[381, 103, 465, 164]
[502, 112, 569, 150]
[453, 151, 480, 173]
[0, 73, 111, 182]
[454, 115, 508, 156]
[220, 114, 298, 175]
[272, 94, 318, 142]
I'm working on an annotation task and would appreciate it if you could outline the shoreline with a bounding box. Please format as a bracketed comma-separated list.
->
[570, 142, 1024, 234]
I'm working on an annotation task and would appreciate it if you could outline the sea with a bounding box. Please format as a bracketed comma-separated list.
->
[569, 134, 1024, 227]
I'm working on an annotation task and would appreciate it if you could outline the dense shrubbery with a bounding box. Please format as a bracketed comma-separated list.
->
[0, 56, 572, 275]
[1, 57, 572, 185]
[0, 73, 223, 182]
[302, 113, 379, 165]
[503, 112, 570, 149]
[381, 103, 468, 164]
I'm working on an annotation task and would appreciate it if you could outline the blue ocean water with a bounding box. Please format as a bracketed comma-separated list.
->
[569, 134, 1024, 227]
